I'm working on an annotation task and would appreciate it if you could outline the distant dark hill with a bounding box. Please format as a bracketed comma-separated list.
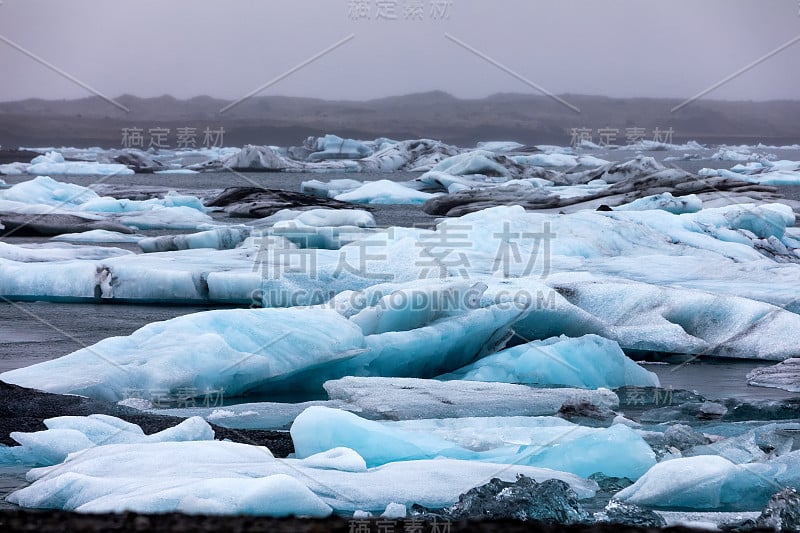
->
[0, 92, 798, 148]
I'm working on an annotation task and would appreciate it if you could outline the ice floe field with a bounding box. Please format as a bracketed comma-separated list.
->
[1, 136, 800, 529]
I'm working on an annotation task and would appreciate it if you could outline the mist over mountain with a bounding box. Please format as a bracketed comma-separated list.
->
[1, 92, 798, 148]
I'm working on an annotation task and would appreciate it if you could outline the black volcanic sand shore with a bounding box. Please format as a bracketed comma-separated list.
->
[0, 512, 750, 533]
[0, 381, 293, 456]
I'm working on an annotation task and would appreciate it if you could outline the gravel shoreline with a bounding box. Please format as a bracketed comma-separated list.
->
[0, 511, 726, 533]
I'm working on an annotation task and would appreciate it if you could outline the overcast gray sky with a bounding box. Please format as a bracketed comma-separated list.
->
[0, 0, 798, 102]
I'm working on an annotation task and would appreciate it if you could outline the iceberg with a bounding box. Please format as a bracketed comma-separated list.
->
[613, 193, 702, 214]
[430, 150, 514, 178]
[0, 176, 99, 207]
[0, 176, 212, 232]
[323, 376, 619, 420]
[3, 415, 213, 466]
[0, 307, 367, 401]
[50, 230, 145, 244]
[291, 407, 656, 479]
[441, 335, 660, 389]
[615, 452, 800, 511]
[475, 141, 525, 153]
[0, 241, 132, 262]
[8, 439, 597, 515]
[0, 283, 524, 400]
[747, 359, 800, 393]
[334, 180, 438, 205]
[138, 227, 250, 253]
[222, 145, 300, 171]
[306, 134, 372, 161]
[359, 139, 460, 172]
[26, 152, 133, 176]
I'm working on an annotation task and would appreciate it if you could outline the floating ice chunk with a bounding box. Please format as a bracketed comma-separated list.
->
[617, 140, 705, 151]
[747, 359, 800, 393]
[476, 141, 524, 153]
[291, 407, 655, 479]
[615, 452, 800, 511]
[0, 176, 99, 207]
[711, 149, 772, 162]
[334, 180, 437, 205]
[512, 153, 582, 168]
[4, 415, 212, 466]
[360, 139, 460, 172]
[381, 502, 407, 519]
[138, 227, 250, 253]
[307, 134, 372, 161]
[117, 206, 214, 230]
[300, 178, 365, 198]
[263, 209, 377, 249]
[429, 150, 511, 177]
[285, 208, 376, 228]
[614, 193, 702, 214]
[8, 429, 96, 465]
[154, 169, 199, 174]
[441, 335, 660, 389]
[0, 308, 367, 401]
[323, 377, 619, 420]
[27, 152, 133, 176]
[599, 156, 665, 183]
[51, 230, 145, 244]
[8, 439, 596, 514]
[79, 194, 206, 214]
[223, 145, 300, 171]
[704, 165, 800, 186]
[1, 283, 522, 399]
[0, 162, 29, 175]
[0, 242, 132, 262]
[291, 407, 464, 467]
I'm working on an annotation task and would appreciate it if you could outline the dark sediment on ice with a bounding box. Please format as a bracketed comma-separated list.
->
[422, 170, 785, 217]
[0, 381, 293, 457]
[206, 187, 366, 218]
[0, 214, 135, 237]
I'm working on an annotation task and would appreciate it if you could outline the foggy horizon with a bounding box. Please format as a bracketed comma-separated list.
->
[1, 0, 799, 105]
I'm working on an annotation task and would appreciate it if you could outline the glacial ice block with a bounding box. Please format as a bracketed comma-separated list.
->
[615, 452, 800, 511]
[323, 377, 620, 419]
[335, 180, 437, 205]
[8, 440, 597, 514]
[0, 308, 368, 401]
[441, 335, 660, 389]
[291, 407, 655, 479]
[0, 284, 523, 400]
[3, 415, 213, 466]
